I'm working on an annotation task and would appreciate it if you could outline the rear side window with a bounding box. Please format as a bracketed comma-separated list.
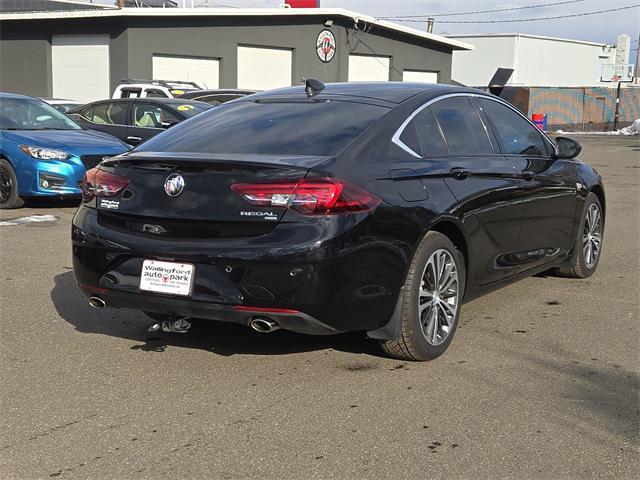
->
[477, 98, 548, 156]
[399, 107, 448, 157]
[137, 100, 390, 156]
[431, 97, 494, 156]
[146, 89, 169, 98]
[132, 103, 181, 128]
[82, 103, 127, 125]
[120, 88, 141, 98]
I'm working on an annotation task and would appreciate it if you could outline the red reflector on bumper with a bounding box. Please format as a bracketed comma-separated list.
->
[232, 305, 300, 314]
[79, 283, 108, 294]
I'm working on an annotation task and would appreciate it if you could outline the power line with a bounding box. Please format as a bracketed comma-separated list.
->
[379, 0, 588, 19]
[383, 4, 640, 24]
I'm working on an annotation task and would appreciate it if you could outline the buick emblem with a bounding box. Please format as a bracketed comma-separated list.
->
[164, 173, 185, 197]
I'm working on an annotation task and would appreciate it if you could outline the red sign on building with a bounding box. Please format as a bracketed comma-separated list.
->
[285, 0, 319, 7]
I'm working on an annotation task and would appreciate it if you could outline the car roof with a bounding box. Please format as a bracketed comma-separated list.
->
[179, 89, 257, 97]
[248, 82, 479, 104]
[0, 92, 39, 100]
[76, 98, 208, 107]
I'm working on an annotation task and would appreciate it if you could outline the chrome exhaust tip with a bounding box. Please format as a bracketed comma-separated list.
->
[249, 317, 280, 333]
[88, 296, 106, 309]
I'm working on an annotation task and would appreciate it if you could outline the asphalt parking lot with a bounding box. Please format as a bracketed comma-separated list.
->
[1, 135, 638, 479]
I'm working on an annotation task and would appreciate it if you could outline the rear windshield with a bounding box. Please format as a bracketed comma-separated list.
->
[136, 100, 389, 156]
[176, 103, 210, 118]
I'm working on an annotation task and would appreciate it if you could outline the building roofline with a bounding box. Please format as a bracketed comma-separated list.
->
[0, 0, 118, 12]
[446, 33, 609, 48]
[0, 7, 473, 51]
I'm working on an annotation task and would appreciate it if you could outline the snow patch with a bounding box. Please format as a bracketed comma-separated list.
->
[0, 214, 58, 226]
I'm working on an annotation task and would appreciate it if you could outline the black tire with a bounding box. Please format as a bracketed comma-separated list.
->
[0, 159, 24, 209]
[380, 231, 466, 361]
[554, 192, 603, 279]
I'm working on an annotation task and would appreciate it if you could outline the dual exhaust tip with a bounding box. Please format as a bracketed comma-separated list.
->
[88, 296, 106, 309]
[249, 317, 280, 333]
[88, 297, 280, 333]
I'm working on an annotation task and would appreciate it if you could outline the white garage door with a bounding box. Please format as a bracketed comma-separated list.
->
[152, 55, 220, 89]
[348, 54, 390, 82]
[237, 46, 292, 90]
[52, 35, 110, 103]
[403, 70, 439, 83]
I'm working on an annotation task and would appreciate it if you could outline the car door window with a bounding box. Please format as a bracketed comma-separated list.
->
[477, 98, 548, 156]
[399, 107, 448, 157]
[132, 104, 181, 128]
[121, 88, 142, 98]
[146, 89, 169, 98]
[431, 97, 494, 156]
[86, 103, 127, 125]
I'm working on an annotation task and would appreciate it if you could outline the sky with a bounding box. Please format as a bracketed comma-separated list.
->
[92, 0, 639, 47]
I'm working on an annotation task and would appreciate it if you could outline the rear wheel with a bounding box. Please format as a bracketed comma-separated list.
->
[380, 231, 466, 361]
[0, 159, 24, 209]
[555, 192, 603, 278]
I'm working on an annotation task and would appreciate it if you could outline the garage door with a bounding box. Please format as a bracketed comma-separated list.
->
[403, 70, 439, 83]
[237, 46, 292, 90]
[52, 35, 110, 103]
[152, 55, 220, 89]
[348, 54, 390, 82]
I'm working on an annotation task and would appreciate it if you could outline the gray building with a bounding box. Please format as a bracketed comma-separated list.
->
[0, 4, 471, 102]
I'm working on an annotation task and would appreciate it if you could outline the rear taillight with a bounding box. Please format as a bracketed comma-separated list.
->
[231, 178, 380, 215]
[81, 168, 129, 203]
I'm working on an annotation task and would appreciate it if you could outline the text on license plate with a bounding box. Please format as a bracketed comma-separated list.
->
[139, 260, 194, 296]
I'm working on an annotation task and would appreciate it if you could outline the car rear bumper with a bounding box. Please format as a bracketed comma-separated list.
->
[72, 205, 409, 334]
[78, 285, 339, 335]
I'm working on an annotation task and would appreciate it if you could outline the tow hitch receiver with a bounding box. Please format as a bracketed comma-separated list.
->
[148, 317, 192, 334]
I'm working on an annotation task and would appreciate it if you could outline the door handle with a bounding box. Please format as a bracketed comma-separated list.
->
[449, 167, 469, 180]
[127, 136, 142, 144]
[521, 170, 535, 180]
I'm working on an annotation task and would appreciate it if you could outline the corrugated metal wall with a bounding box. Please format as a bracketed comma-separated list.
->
[522, 86, 640, 132]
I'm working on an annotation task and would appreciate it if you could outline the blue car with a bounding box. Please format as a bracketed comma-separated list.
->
[0, 93, 129, 209]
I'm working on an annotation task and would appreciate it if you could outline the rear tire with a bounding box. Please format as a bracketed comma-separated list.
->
[380, 231, 466, 361]
[554, 192, 603, 279]
[0, 159, 24, 209]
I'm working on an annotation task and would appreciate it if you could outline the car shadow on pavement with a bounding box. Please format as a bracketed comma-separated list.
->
[51, 271, 383, 358]
[492, 344, 640, 445]
[23, 197, 81, 209]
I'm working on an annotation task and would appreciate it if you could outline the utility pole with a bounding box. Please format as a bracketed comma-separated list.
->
[426, 18, 434, 33]
[635, 32, 640, 84]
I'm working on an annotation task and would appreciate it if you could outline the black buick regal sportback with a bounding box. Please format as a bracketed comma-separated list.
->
[72, 82, 605, 361]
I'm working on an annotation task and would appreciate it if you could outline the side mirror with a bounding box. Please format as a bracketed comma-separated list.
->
[553, 136, 582, 159]
[161, 120, 178, 129]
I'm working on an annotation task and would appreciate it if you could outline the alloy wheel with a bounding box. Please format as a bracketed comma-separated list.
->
[418, 249, 459, 346]
[0, 165, 13, 204]
[583, 203, 602, 269]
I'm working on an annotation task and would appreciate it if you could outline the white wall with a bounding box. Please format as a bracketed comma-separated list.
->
[516, 36, 613, 87]
[348, 54, 390, 82]
[403, 70, 438, 83]
[237, 46, 292, 90]
[451, 35, 616, 87]
[152, 55, 220, 89]
[451, 37, 517, 87]
[52, 35, 110, 102]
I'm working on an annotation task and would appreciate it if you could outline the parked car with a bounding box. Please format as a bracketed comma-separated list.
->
[67, 98, 210, 146]
[72, 82, 605, 361]
[0, 93, 129, 209]
[42, 98, 84, 113]
[176, 89, 257, 105]
[112, 78, 202, 99]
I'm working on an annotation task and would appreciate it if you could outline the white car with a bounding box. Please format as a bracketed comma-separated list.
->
[112, 79, 202, 99]
[42, 98, 84, 113]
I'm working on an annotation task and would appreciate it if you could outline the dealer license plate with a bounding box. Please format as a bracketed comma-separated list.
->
[139, 260, 195, 296]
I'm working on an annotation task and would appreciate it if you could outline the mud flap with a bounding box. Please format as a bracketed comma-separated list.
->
[365, 286, 406, 341]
